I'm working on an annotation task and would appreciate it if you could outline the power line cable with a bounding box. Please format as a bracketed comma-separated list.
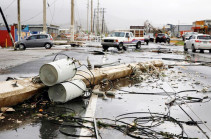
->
[3, 0, 16, 11]
[22, 0, 59, 23]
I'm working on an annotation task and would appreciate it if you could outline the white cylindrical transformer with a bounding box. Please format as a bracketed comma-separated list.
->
[48, 80, 86, 103]
[39, 58, 76, 86]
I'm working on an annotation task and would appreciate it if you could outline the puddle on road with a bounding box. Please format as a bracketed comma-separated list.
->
[0, 93, 87, 139]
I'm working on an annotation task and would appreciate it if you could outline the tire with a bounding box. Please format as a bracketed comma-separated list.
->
[209, 50, 211, 53]
[167, 39, 170, 44]
[102, 45, 109, 51]
[136, 42, 141, 49]
[44, 43, 52, 49]
[191, 45, 196, 53]
[117, 43, 123, 51]
[184, 44, 188, 52]
[19, 44, 26, 50]
[123, 46, 127, 51]
[146, 41, 149, 45]
[155, 40, 158, 43]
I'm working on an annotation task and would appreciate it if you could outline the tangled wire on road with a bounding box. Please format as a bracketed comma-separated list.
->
[97, 112, 200, 139]
[41, 107, 202, 139]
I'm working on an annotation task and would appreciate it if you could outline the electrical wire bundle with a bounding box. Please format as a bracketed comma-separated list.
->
[96, 112, 201, 139]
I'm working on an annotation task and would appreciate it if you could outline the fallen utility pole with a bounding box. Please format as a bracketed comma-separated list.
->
[0, 60, 163, 107]
[0, 7, 15, 50]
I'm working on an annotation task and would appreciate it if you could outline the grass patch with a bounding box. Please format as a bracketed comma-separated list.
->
[175, 41, 184, 46]
[170, 40, 184, 46]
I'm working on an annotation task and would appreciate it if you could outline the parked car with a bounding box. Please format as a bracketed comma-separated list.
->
[15, 34, 53, 50]
[182, 32, 198, 41]
[155, 33, 170, 43]
[184, 34, 211, 53]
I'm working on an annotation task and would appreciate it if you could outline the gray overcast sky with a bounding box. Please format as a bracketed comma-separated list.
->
[0, 0, 211, 30]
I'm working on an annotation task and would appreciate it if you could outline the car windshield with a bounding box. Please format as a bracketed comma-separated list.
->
[110, 32, 125, 37]
[198, 36, 211, 40]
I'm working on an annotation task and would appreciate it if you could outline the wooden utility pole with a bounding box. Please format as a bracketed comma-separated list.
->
[43, 0, 47, 34]
[87, 0, 89, 32]
[102, 8, 105, 34]
[17, 0, 21, 41]
[71, 0, 75, 42]
[90, 0, 93, 33]
[93, 9, 96, 33]
[97, 0, 99, 35]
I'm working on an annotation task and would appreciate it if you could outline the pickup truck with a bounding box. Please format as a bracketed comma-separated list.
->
[101, 31, 145, 51]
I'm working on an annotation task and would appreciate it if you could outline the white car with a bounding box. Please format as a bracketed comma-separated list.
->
[101, 31, 144, 51]
[184, 34, 211, 53]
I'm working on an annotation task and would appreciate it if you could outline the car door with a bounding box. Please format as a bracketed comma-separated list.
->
[25, 35, 38, 47]
[129, 32, 134, 44]
[186, 36, 193, 49]
[37, 35, 47, 47]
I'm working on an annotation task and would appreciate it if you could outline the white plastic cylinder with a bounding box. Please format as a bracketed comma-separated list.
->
[39, 58, 76, 86]
[48, 80, 86, 103]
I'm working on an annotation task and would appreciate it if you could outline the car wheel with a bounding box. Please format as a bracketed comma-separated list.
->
[155, 40, 158, 43]
[184, 44, 188, 52]
[167, 39, 170, 44]
[19, 44, 26, 50]
[191, 45, 196, 53]
[146, 41, 149, 45]
[117, 43, 123, 51]
[123, 46, 127, 51]
[44, 43, 52, 49]
[103, 45, 109, 51]
[136, 41, 141, 49]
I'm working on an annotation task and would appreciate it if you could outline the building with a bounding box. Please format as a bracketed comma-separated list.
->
[130, 26, 145, 30]
[173, 25, 192, 36]
[0, 25, 15, 47]
[192, 20, 211, 35]
[26, 24, 59, 38]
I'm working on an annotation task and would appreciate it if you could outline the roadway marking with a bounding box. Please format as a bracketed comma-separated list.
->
[79, 94, 98, 139]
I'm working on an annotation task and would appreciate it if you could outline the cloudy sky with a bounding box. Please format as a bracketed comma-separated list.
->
[0, 0, 211, 30]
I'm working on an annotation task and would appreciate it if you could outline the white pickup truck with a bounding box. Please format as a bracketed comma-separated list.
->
[101, 31, 145, 51]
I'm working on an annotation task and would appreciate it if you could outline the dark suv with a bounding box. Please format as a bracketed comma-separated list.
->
[155, 33, 170, 43]
[15, 34, 53, 50]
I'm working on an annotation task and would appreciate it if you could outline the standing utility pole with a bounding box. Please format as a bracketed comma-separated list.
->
[93, 9, 96, 33]
[71, 0, 75, 42]
[87, 0, 89, 32]
[102, 8, 105, 34]
[17, 0, 21, 41]
[97, 0, 99, 35]
[43, 0, 47, 34]
[90, 0, 93, 33]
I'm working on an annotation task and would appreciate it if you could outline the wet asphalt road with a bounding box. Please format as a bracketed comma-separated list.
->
[0, 43, 211, 139]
